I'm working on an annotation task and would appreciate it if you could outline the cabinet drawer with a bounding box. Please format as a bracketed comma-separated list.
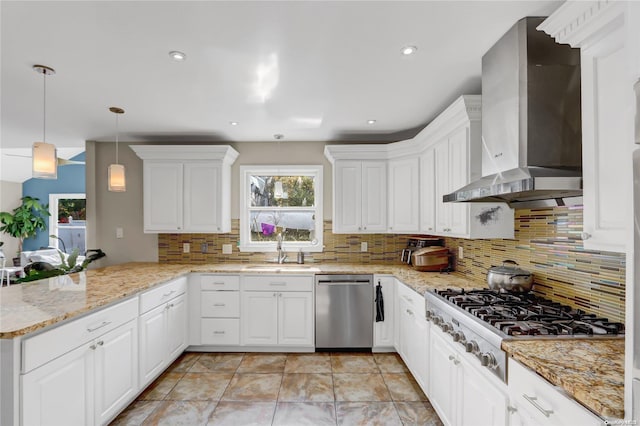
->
[201, 291, 240, 317]
[397, 282, 423, 312]
[243, 275, 313, 292]
[201, 274, 240, 291]
[201, 319, 240, 345]
[508, 359, 601, 425]
[139, 276, 187, 314]
[22, 297, 138, 373]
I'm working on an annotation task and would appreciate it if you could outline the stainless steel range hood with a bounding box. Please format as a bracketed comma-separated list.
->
[444, 17, 582, 208]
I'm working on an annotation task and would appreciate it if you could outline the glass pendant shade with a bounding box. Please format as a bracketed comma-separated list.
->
[32, 141, 57, 179]
[108, 164, 126, 192]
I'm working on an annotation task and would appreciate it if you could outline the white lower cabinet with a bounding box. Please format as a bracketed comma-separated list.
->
[22, 319, 138, 426]
[396, 283, 429, 392]
[241, 275, 314, 347]
[373, 275, 395, 350]
[507, 358, 601, 426]
[139, 277, 188, 387]
[429, 327, 507, 426]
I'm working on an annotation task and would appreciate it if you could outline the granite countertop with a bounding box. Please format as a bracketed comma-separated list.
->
[502, 339, 625, 419]
[1, 261, 624, 419]
[0, 262, 480, 338]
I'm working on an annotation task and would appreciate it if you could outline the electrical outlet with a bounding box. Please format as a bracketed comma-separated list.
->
[458, 246, 464, 259]
[116, 227, 124, 239]
[183, 243, 190, 253]
[201, 243, 208, 253]
[361, 242, 368, 252]
[222, 244, 232, 255]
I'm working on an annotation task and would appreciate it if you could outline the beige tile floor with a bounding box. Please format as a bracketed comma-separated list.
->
[111, 352, 444, 426]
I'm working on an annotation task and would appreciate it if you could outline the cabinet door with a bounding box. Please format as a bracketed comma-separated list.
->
[373, 276, 395, 349]
[144, 162, 183, 232]
[429, 328, 458, 426]
[434, 140, 451, 234]
[361, 161, 387, 232]
[94, 320, 139, 425]
[334, 161, 362, 233]
[581, 29, 631, 252]
[388, 157, 420, 233]
[411, 315, 429, 394]
[22, 343, 94, 426]
[138, 304, 167, 386]
[420, 147, 436, 233]
[278, 292, 314, 346]
[241, 291, 278, 345]
[397, 297, 414, 366]
[184, 162, 222, 232]
[166, 294, 188, 362]
[458, 357, 507, 426]
[448, 126, 470, 237]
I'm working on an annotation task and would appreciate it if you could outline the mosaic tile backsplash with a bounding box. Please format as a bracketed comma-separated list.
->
[158, 206, 626, 323]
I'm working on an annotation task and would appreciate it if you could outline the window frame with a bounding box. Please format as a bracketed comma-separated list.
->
[48, 193, 87, 254]
[239, 165, 323, 253]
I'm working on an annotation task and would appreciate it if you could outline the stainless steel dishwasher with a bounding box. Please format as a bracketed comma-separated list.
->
[315, 274, 373, 350]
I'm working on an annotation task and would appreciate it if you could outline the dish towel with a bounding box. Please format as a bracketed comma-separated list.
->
[375, 281, 385, 322]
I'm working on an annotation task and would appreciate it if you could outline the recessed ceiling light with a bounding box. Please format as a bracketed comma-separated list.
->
[230, 121, 239, 126]
[367, 119, 377, 124]
[401, 45, 418, 56]
[169, 51, 187, 61]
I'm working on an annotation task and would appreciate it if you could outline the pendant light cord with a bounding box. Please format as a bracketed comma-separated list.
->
[42, 70, 47, 142]
[115, 112, 119, 164]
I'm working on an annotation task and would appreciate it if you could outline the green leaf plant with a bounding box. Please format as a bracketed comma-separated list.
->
[0, 196, 50, 256]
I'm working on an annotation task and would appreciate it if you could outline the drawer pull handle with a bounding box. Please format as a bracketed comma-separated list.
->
[403, 295, 413, 302]
[448, 355, 460, 365]
[163, 290, 176, 297]
[213, 331, 226, 334]
[269, 282, 286, 286]
[406, 309, 413, 316]
[523, 394, 553, 417]
[213, 303, 226, 307]
[87, 321, 111, 332]
[213, 282, 225, 285]
[97, 340, 104, 346]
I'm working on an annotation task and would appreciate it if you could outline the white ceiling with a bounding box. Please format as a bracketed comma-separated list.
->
[1, 1, 561, 182]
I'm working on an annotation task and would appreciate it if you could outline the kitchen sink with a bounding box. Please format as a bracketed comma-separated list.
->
[242, 264, 319, 273]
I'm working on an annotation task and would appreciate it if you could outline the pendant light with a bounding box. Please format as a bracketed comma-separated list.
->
[108, 107, 126, 192]
[32, 65, 57, 179]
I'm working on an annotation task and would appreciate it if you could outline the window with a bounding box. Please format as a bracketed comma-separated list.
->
[240, 166, 323, 252]
[48, 194, 86, 254]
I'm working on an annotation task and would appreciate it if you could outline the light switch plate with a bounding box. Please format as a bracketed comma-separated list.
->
[361, 242, 368, 252]
[222, 244, 232, 254]
[458, 246, 464, 259]
[183, 243, 190, 253]
[116, 227, 124, 239]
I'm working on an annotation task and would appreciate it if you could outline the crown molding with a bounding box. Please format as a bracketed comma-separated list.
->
[130, 145, 239, 164]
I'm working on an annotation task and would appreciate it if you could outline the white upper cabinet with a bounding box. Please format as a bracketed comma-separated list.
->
[131, 145, 238, 234]
[540, 1, 634, 252]
[422, 96, 514, 239]
[388, 156, 420, 233]
[332, 160, 387, 233]
[420, 148, 436, 233]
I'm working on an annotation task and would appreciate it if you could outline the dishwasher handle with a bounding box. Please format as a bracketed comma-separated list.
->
[317, 281, 371, 286]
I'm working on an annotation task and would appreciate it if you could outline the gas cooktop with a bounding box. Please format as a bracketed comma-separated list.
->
[434, 288, 625, 337]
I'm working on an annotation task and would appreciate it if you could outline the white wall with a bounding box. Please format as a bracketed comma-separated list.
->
[0, 180, 22, 259]
[86, 140, 334, 266]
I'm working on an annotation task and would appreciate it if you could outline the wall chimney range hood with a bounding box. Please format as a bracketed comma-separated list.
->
[444, 17, 582, 208]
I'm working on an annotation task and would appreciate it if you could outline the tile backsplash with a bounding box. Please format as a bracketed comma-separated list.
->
[159, 205, 626, 323]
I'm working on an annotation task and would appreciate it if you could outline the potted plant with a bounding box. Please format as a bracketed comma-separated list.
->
[0, 196, 50, 266]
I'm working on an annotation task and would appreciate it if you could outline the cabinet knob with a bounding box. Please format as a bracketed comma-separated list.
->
[494, 152, 503, 158]
[90, 344, 97, 350]
[363, 226, 367, 230]
[273, 293, 277, 297]
[358, 227, 361, 231]
[581, 232, 592, 240]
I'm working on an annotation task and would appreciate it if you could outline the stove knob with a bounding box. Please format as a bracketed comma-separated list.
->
[465, 340, 479, 354]
[452, 331, 466, 343]
[480, 352, 497, 368]
[431, 316, 442, 326]
[425, 310, 433, 320]
[439, 322, 451, 333]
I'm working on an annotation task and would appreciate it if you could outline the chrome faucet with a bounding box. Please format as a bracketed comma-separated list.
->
[276, 232, 287, 264]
